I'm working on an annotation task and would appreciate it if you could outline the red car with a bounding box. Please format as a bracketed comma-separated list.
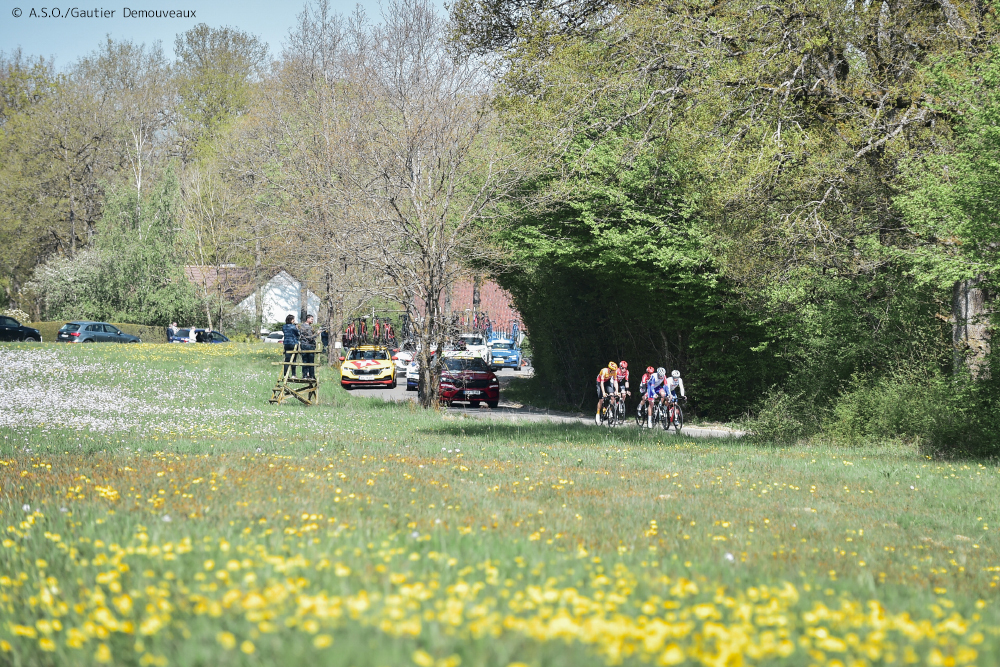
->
[439, 354, 500, 408]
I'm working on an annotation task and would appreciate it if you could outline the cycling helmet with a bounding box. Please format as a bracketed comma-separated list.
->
[646, 366, 654, 374]
[608, 361, 618, 371]
[671, 370, 680, 378]
[656, 367, 666, 378]
[619, 361, 628, 369]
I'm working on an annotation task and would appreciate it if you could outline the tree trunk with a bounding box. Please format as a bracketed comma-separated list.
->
[472, 274, 481, 314]
[254, 238, 264, 334]
[300, 281, 309, 321]
[952, 276, 992, 378]
[325, 269, 340, 367]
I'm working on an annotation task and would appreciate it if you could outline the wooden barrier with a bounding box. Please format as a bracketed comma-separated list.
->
[269, 344, 319, 406]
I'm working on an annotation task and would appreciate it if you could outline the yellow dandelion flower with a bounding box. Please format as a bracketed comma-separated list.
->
[216, 632, 236, 650]
[240, 640, 255, 654]
[313, 634, 333, 649]
[95, 643, 112, 663]
[412, 649, 435, 667]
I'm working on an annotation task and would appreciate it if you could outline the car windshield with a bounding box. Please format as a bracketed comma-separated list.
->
[348, 349, 389, 361]
[267, 332, 282, 338]
[460, 336, 484, 346]
[491, 342, 514, 350]
[59, 323, 80, 332]
[444, 357, 490, 372]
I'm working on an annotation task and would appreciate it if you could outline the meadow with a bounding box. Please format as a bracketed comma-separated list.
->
[0, 343, 997, 667]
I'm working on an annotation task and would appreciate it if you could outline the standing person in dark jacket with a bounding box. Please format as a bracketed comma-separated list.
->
[299, 314, 318, 379]
[282, 314, 300, 378]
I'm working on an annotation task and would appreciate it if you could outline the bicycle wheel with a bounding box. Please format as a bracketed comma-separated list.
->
[661, 402, 671, 430]
[671, 404, 684, 433]
[615, 399, 626, 426]
[635, 401, 645, 427]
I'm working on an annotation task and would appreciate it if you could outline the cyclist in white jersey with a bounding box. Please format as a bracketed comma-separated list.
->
[666, 370, 686, 403]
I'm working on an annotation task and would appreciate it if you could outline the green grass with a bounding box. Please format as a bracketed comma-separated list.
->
[0, 343, 998, 666]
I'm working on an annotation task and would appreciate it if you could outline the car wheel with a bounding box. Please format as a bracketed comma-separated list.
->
[487, 401, 499, 409]
[82, 339, 94, 343]
[22, 336, 40, 343]
[390, 378, 397, 389]
[514, 366, 521, 372]
[406, 385, 415, 391]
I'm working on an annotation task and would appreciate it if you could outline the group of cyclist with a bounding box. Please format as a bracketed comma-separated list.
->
[596, 361, 686, 428]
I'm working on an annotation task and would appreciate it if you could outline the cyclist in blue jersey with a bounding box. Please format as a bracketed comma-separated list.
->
[645, 367, 668, 428]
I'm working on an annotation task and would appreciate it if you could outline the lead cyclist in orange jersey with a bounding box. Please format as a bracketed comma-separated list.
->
[595, 362, 619, 425]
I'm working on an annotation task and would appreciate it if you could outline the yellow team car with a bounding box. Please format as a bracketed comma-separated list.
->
[339, 345, 396, 390]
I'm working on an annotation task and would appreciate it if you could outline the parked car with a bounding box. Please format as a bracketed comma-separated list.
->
[489, 338, 522, 371]
[263, 331, 284, 344]
[191, 329, 230, 343]
[0, 316, 42, 342]
[169, 328, 194, 343]
[340, 345, 396, 389]
[56, 321, 141, 343]
[439, 352, 499, 408]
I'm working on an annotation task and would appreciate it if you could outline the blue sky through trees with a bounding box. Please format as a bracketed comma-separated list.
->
[0, 0, 380, 67]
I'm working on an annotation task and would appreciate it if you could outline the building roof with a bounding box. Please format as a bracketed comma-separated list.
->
[414, 279, 522, 330]
[184, 265, 257, 304]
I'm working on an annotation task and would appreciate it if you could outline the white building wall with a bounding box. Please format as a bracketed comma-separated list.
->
[237, 271, 322, 326]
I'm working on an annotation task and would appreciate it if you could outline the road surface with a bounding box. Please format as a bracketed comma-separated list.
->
[343, 368, 745, 438]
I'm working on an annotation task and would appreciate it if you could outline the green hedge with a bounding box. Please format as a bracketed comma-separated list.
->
[31, 321, 168, 344]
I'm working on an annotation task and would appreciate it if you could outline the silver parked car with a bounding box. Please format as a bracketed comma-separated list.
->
[56, 321, 141, 343]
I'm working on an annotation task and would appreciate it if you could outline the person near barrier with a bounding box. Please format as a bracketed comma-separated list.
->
[299, 314, 318, 379]
[282, 314, 300, 378]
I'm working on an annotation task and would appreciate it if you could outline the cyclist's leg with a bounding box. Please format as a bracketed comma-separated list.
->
[595, 382, 604, 424]
[646, 387, 655, 427]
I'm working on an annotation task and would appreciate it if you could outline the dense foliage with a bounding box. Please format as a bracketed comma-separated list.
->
[469, 0, 1000, 449]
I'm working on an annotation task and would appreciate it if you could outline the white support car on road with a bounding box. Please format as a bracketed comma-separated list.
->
[457, 333, 491, 368]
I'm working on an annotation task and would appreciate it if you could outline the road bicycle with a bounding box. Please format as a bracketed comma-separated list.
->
[613, 391, 629, 425]
[665, 397, 684, 433]
[599, 392, 623, 427]
[635, 396, 655, 427]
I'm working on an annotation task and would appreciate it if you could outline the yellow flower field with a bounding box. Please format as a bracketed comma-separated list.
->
[1, 344, 998, 666]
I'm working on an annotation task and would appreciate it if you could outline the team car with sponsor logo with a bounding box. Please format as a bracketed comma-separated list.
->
[488, 338, 522, 370]
[339, 345, 396, 389]
[456, 333, 492, 368]
[439, 351, 500, 408]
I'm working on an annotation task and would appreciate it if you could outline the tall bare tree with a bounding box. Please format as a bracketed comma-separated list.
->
[334, 0, 522, 406]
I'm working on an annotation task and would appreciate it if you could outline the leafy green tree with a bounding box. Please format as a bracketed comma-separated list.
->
[89, 169, 200, 324]
[174, 24, 268, 159]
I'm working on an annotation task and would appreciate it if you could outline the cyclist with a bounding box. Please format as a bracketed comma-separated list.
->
[666, 369, 686, 404]
[637, 366, 654, 421]
[595, 361, 619, 425]
[645, 367, 668, 428]
[615, 361, 631, 401]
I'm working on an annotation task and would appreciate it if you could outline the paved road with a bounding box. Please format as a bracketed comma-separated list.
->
[344, 368, 744, 438]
